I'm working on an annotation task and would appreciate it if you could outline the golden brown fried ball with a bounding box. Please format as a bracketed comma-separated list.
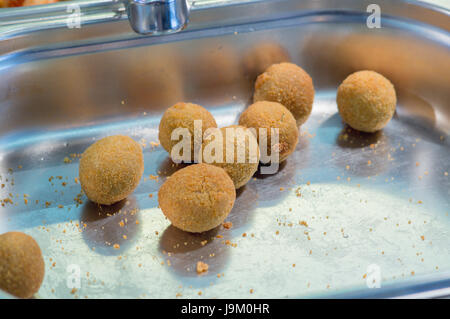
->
[253, 62, 315, 126]
[337, 70, 396, 133]
[158, 164, 236, 233]
[200, 125, 259, 189]
[159, 102, 217, 162]
[0, 232, 45, 298]
[242, 42, 291, 80]
[79, 135, 144, 205]
[239, 101, 298, 163]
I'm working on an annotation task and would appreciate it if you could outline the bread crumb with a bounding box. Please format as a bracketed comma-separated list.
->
[299, 220, 308, 227]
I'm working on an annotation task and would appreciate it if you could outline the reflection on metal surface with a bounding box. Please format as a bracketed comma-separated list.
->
[334, 124, 390, 177]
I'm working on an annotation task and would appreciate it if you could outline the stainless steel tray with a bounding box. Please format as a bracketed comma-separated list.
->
[0, 0, 449, 298]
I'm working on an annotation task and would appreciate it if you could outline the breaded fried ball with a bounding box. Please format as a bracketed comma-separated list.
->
[23, 0, 58, 5]
[159, 102, 217, 162]
[0, 232, 45, 298]
[1, 0, 58, 8]
[239, 101, 298, 163]
[253, 62, 315, 126]
[122, 49, 185, 111]
[242, 42, 291, 80]
[200, 125, 259, 189]
[337, 70, 396, 133]
[79, 135, 144, 205]
[158, 164, 236, 233]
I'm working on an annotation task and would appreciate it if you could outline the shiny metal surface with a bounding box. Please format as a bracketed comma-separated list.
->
[126, 0, 190, 35]
[0, 0, 449, 298]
